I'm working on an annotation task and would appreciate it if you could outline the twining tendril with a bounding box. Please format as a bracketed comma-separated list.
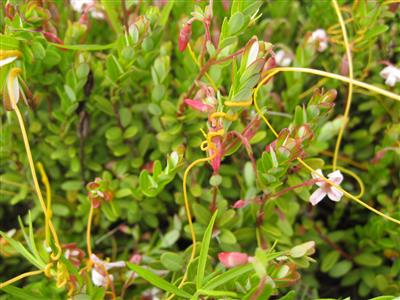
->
[332, 0, 354, 171]
[37, 162, 53, 250]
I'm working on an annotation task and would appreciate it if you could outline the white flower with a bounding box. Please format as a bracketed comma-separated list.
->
[0, 56, 17, 68]
[246, 41, 259, 67]
[380, 65, 400, 87]
[308, 29, 329, 52]
[309, 169, 343, 205]
[275, 50, 292, 67]
[70, 0, 103, 19]
[90, 254, 125, 287]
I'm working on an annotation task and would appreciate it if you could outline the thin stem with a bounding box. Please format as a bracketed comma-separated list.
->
[0, 269, 44, 289]
[332, 0, 354, 170]
[314, 224, 353, 261]
[86, 203, 95, 258]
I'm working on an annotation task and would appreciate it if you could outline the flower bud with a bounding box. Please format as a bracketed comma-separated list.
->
[178, 22, 192, 52]
[218, 252, 249, 268]
[232, 199, 248, 209]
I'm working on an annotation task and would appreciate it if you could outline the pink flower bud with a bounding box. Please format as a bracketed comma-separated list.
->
[119, 224, 130, 234]
[232, 199, 248, 209]
[129, 254, 142, 264]
[218, 252, 249, 268]
[178, 22, 192, 52]
[184, 99, 213, 113]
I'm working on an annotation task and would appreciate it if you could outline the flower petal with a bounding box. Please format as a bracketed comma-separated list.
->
[246, 41, 259, 67]
[184, 99, 212, 112]
[327, 170, 343, 185]
[312, 169, 324, 187]
[327, 188, 343, 202]
[91, 268, 107, 287]
[309, 188, 326, 206]
[104, 260, 125, 270]
[385, 75, 396, 87]
[0, 56, 17, 68]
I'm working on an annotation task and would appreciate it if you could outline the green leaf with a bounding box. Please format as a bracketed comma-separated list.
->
[0, 34, 20, 49]
[0, 232, 45, 269]
[196, 210, 218, 289]
[196, 289, 239, 298]
[127, 263, 192, 298]
[49, 42, 115, 51]
[204, 264, 253, 290]
[160, 230, 180, 248]
[328, 261, 352, 278]
[289, 241, 315, 258]
[100, 0, 122, 34]
[321, 251, 340, 272]
[160, 0, 174, 26]
[228, 12, 245, 35]
[64, 85, 76, 102]
[61, 180, 82, 191]
[106, 127, 123, 140]
[160, 252, 183, 272]
[0, 286, 44, 300]
[354, 253, 383, 267]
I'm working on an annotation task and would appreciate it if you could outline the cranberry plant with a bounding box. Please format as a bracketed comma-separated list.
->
[0, 1, 399, 299]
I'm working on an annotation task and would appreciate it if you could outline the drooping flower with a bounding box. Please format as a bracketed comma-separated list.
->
[87, 177, 113, 208]
[90, 254, 125, 287]
[308, 29, 329, 52]
[184, 98, 213, 113]
[218, 252, 249, 268]
[274, 50, 292, 67]
[3, 67, 21, 111]
[63, 243, 85, 268]
[309, 169, 343, 205]
[380, 65, 400, 87]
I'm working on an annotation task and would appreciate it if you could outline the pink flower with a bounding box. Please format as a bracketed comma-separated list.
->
[178, 22, 192, 52]
[232, 199, 248, 209]
[129, 254, 142, 264]
[63, 243, 85, 268]
[308, 29, 329, 52]
[380, 65, 400, 87]
[309, 169, 343, 205]
[275, 50, 292, 67]
[184, 98, 213, 113]
[218, 252, 249, 268]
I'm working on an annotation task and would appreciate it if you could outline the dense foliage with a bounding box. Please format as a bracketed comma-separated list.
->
[1, 1, 399, 299]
